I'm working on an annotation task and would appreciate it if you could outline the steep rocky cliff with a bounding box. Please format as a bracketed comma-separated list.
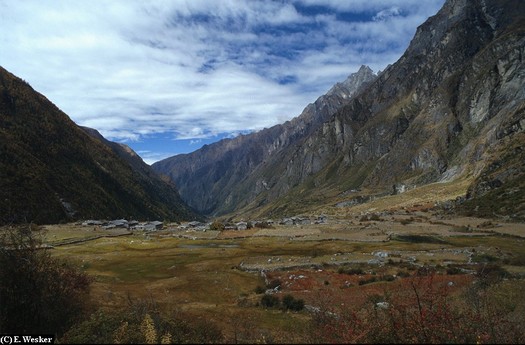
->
[153, 66, 376, 215]
[154, 0, 525, 219]
[0, 67, 199, 224]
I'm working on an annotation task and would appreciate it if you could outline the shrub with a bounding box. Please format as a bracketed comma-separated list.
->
[254, 285, 266, 294]
[394, 234, 447, 244]
[400, 219, 412, 225]
[397, 270, 411, 278]
[476, 264, 511, 287]
[0, 225, 91, 335]
[282, 294, 305, 311]
[338, 266, 364, 275]
[359, 213, 382, 222]
[358, 276, 377, 285]
[369, 213, 382, 221]
[415, 266, 436, 276]
[472, 253, 499, 263]
[260, 294, 280, 308]
[452, 225, 472, 233]
[209, 221, 225, 231]
[477, 221, 494, 228]
[446, 265, 461, 275]
[382, 274, 396, 282]
[506, 253, 525, 266]
[309, 273, 525, 344]
[254, 221, 274, 229]
[61, 298, 223, 344]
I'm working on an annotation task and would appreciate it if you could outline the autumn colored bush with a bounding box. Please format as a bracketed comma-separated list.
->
[0, 225, 91, 335]
[61, 297, 223, 344]
[308, 268, 525, 344]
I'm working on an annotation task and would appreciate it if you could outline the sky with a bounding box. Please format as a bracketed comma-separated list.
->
[0, 0, 445, 164]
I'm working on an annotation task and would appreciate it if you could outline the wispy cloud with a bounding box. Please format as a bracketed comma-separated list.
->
[0, 0, 444, 155]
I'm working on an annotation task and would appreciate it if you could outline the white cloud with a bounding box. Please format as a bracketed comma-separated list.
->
[0, 0, 445, 151]
[189, 139, 202, 145]
[373, 7, 401, 21]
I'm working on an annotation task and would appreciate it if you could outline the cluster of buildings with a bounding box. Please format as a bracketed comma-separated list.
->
[178, 215, 328, 231]
[81, 219, 163, 231]
[80, 214, 328, 232]
[278, 215, 328, 226]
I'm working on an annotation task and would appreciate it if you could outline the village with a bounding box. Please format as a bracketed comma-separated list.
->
[80, 214, 329, 232]
[73, 211, 525, 275]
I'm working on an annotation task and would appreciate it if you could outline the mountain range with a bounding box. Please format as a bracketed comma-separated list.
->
[152, 0, 525, 221]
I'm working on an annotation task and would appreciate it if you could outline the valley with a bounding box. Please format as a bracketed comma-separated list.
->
[1, 0, 524, 342]
[38, 186, 525, 343]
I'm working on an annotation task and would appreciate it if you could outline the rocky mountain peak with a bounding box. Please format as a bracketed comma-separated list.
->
[403, 0, 503, 61]
[327, 65, 376, 99]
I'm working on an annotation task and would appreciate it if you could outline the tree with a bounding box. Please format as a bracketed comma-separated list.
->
[0, 224, 91, 335]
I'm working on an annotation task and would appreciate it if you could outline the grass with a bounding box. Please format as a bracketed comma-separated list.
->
[233, 173, 472, 223]
[335, 178, 472, 216]
[41, 216, 525, 342]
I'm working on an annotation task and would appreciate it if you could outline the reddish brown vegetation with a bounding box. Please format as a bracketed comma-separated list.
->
[263, 265, 525, 344]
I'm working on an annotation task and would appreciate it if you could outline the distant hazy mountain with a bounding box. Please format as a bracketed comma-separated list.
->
[153, 0, 525, 220]
[0, 67, 199, 224]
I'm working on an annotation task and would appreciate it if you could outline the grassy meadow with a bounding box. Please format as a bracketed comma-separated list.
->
[35, 207, 525, 343]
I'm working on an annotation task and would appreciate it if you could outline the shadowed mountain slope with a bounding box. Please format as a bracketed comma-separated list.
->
[0, 67, 200, 224]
